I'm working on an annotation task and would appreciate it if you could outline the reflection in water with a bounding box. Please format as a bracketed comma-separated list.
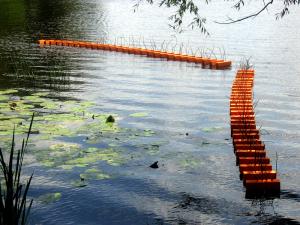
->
[250, 199, 300, 225]
[0, 0, 107, 92]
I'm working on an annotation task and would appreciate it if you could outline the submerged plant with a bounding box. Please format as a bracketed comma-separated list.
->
[0, 114, 34, 225]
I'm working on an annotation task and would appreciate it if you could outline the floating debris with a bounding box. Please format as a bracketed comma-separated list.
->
[150, 161, 159, 169]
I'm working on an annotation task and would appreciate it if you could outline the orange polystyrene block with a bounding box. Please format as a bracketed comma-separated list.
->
[242, 170, 277, 182]
[231, 128, 259, 134]
[245, 179, 280, 196]
[165, 53, 175, 60]
[230, 111, 254, 116]
[237, 69, 255, 74]
[210, 59, 224, 69]
[231, 89, 253, 93]
[231, 124, 256, 131]
[230, 120, 256, 126]
[230, 116, 256, 122]
[239, 164, 272, 173]
[230, 106, 254, 110]
[152, 51, 161, 58]
[231, 87, 253, 91]
[193, 57, 203, 64]
[234, 143, 265, 151]
[233, 139, 263, 146]
[243, 170, 277, 181]
[233, 133, 260, 140]
[235, 150, 266, 158]
[230, 102, 253, 106]
[216, 60, 231, 69]
[238, 157, 270, 165]
[159, 52, 169, 59]
[230, 94, 253, 98]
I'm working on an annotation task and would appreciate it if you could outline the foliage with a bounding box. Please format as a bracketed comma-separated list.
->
[135, 0, 300, 34]
[0, 114, 34, 225]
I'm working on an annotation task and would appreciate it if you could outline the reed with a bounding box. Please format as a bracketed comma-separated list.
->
[0, 114, 34, 225]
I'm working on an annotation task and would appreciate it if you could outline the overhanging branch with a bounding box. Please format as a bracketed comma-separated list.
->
[215, 0, 274, 24]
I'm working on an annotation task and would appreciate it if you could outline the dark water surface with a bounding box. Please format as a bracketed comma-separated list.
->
[0, 0, 300, 224]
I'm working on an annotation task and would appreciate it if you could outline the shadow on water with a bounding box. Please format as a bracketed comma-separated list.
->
[281, 189, 300, 203]
[0, 53, 84, 92]
[0, 0, 107, 93]
[248, 198, 300, 225]
[0, 0, 106, 40]
[28, 167, 300, 225]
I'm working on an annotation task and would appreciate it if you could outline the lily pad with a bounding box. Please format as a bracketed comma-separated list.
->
[38, 193, 62, 204]
[32, 92, 49, 96]
[71, 180, 88, 188]
[49, 143, 81, 152]
[0, 89, 18, 95]
[202, 127, 224, 133]
[65, 148, 123, 166]
[0, 95, 9, 101]
[130, 112, 148, 118]
[80, 168, 110, 180]
[180, 158, 200, 169]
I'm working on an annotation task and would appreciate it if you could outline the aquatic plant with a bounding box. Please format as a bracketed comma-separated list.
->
[0, 114, 34, 225]
[239, 57, 253, 71]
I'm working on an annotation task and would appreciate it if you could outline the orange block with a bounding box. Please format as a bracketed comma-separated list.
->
[238, 157, 270, 165]
[242, 170, 277, 180]
[233, 139, 262, 146]
[216, 60, 231, 69]
[235, 150, 266, 158]
[234, 144, 265, 152]
[245, 179, 280, 197]
[239, 164, 272, 173]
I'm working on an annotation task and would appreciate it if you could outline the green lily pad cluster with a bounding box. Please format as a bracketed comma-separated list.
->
[32, 142, 124, 171]
[0, 89, 120, 141]
[0, 89, 159, 186]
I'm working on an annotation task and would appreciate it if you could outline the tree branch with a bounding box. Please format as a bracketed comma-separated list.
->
[215, 0, 274, 24]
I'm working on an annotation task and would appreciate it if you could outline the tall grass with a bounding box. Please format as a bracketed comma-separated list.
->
[0, 114, 34, 225]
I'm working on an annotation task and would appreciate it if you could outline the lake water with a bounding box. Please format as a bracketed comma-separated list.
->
[0, 0, 299, 224]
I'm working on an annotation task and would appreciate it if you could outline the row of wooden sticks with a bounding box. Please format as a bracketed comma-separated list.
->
[230, 69, 280, 197]
[38, 39, 232, 70]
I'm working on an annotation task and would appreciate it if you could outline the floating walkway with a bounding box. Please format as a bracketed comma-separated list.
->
[230, 69, 280, 197]
[38, 39, 280, 198]
[38, 39, 232, 70]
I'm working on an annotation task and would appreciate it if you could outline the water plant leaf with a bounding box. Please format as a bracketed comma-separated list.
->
[129, 112, 148, 118]
[38, 193, 62, 204]
[65, 148, 123, 166]
[143, 129, 155, 136]
[71, 180, 88, 188]
[32, 92, 49, 96]
[0, 89, 18, 95]
[202, 127, 224, 133]
[0, 95, 9, 101]
[23, 95, 45, 103]
[180, 158, 200, 169]
[80, 168, 110, 180]
[49, 143, 81, 152]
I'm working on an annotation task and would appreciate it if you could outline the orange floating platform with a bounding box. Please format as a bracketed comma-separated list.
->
[38, 39, 232, 70]
[230, 69, 280, 198]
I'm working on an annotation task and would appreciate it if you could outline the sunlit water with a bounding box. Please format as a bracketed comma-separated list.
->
[0, 0, 300, 224]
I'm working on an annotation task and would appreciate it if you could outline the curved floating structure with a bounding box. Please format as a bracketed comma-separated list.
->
[230, 69, 280, 198]
[38, 39, 232, 70]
